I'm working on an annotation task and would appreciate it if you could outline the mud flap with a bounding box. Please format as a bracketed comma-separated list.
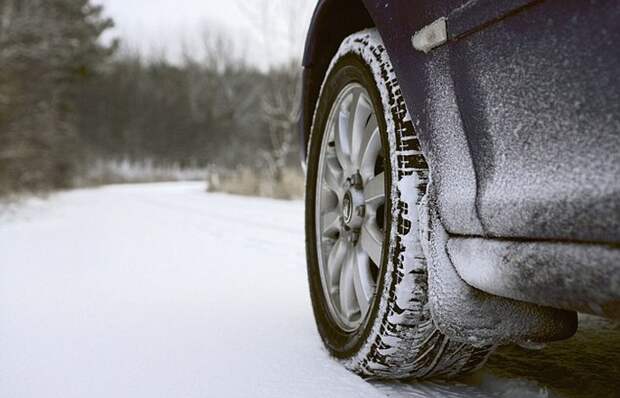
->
[420, 185, 578, 346]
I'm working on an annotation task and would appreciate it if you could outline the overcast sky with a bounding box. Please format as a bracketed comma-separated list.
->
[94, 0, 316, 69]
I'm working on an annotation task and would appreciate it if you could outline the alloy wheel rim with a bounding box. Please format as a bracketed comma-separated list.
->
[315, 83, 386, 332]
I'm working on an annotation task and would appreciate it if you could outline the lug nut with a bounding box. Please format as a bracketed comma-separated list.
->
[351, 172, 363, 189]
[344, 173, 363, 190]
[355, 205, 366, 218]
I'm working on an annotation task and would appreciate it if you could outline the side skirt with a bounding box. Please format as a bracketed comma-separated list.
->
[449, 237, 620, 320]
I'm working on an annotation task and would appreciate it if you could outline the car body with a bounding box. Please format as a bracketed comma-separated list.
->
[301, 0, 619, 347]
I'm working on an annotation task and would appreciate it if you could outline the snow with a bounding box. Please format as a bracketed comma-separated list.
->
[411, 17, 447, 54]
[0, 183, 555, 398]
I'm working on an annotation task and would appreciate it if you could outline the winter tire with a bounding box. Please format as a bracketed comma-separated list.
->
[305, 29, 493, 379]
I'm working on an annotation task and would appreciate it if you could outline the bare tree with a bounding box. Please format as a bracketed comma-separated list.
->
[235, 0, 309, 181]
[258, 61, 301, 181]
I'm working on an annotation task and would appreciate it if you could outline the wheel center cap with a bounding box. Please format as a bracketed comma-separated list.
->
[342, 187, 365, 228]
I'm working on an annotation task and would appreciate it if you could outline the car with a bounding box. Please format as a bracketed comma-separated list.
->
[300, 0, 620, 379]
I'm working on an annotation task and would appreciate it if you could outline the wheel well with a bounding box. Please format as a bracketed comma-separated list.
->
[300, 0, 374, 158]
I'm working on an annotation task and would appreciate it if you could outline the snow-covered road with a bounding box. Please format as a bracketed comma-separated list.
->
[0, 183, 597, 398]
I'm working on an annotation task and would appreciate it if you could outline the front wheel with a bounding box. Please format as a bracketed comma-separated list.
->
[305, 29, 492, 379]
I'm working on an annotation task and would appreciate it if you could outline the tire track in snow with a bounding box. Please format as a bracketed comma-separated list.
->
[135, 195, 302, 236]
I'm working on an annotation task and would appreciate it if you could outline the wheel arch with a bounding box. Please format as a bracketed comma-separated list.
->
[299, 0, 375, 161]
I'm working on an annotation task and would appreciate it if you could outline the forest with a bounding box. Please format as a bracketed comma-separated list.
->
[0, 0, 303, 198]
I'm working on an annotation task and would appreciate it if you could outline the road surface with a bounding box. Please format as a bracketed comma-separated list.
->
[1, 183, 614, 398]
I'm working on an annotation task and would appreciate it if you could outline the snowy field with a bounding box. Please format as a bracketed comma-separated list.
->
[0, 183, 610, 398]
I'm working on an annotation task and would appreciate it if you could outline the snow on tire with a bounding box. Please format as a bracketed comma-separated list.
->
[305, 29, 493, 379]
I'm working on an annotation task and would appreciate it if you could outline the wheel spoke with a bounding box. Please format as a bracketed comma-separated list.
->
[363, 111, 378, 139]
[360, 127, 381, 179]
[364, 172, 385, 208]
[326, 238, 347, 289]
[320, 185, 338, 211]
[334, 108, 351, 170]
[360, 219, 383, 266]
[321, 210, 340, 239]
[324, 155, 343, 195]
[339, 245, 358, 319]
[352, 247, 374, 316]
[351, 95, 374, 168]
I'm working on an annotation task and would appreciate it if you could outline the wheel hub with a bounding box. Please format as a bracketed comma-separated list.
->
[342, 174, 365, 230]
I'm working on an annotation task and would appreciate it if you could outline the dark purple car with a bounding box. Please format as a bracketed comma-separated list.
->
[301, 0, 619, 379]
